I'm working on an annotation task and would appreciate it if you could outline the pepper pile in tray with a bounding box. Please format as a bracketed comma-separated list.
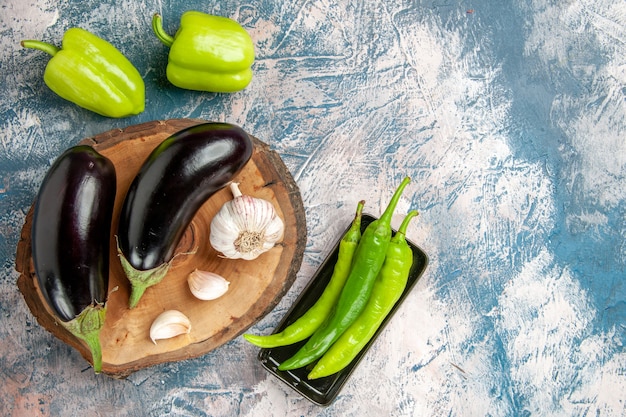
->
[244, 177, 419, 379]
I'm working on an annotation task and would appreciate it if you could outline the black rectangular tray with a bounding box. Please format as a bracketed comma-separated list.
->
[256, 213, 429, 406]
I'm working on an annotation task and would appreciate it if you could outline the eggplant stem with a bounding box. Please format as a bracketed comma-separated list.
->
[115, 237, 198, 308]
[118, 252, 171, 309]
[61, 304, 106, 373]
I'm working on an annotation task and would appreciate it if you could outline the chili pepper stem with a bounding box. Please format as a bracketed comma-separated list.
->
[378, 176, 411, 225]
[21, 40, 60, 56]
[394, 210, 419, 241]
[151, 14, 175, 47]
[60, 304, 107, 373]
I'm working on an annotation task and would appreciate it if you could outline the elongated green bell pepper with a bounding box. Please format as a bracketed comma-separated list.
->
[152, 11, 255, 93]
[21, 28, 145, 118]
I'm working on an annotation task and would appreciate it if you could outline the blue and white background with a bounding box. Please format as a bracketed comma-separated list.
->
[1, 0, 624, 416]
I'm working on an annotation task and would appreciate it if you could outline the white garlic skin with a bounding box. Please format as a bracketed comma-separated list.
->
[209, 183, 285, 260]
[149, 310, 191, 344]
[188, 269, 230, 300]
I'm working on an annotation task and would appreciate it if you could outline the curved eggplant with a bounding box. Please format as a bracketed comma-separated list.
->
[31, 145, 116, 373]
[117, 122, 254, 308]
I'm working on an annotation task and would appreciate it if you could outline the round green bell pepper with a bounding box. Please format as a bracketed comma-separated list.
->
[152, 11, 255, 93]
[21, 28, 145, 118]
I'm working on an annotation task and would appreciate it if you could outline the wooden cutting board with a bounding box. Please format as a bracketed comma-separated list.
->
[14, 118, 307, 378]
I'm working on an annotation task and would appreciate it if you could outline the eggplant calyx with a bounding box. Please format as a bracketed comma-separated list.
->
[118, 250, 171, 309]
[61, 303, 107, 374]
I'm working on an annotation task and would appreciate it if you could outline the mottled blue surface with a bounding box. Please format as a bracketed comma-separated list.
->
[1, 0, 625, 416]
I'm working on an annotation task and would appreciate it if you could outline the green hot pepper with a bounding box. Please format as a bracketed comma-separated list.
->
[244, 200, 365, 348]
[21, 28, 145, 118]
[278, 177, 411, 371]
[308, 210, 419, 379]
[152, 11, 255, 93]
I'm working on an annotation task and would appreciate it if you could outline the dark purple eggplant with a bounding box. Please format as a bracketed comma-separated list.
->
[31, 145, 116, 373]
[117, 122, 253, 308]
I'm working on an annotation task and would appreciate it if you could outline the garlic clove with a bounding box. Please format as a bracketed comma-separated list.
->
[149, 310, 191, 344]
[209, 182, 285, 260]
[187, 269, 230, 300]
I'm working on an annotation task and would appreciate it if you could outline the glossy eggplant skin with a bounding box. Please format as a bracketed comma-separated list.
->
[31, 145, 116, 322]
[117, 122, 253, 271]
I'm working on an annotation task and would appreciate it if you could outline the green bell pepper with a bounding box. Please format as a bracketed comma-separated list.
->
[152, 11, 255, 93]
[21, 28, 145, 118]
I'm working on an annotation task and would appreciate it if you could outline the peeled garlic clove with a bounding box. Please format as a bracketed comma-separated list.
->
[188, 269, 230, 300]
[149, 310, 191, 344]
[209, 182, 285, 260]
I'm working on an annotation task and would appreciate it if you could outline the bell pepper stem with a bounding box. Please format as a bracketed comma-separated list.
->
[152, 14, 175, 47]
[21, 40, 61, 56]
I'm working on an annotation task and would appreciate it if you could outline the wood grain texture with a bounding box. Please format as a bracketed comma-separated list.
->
[15, 119, 306, 377]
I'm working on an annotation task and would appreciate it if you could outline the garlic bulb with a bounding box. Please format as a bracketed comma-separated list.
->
[149, 310, 191, 344]
[188, 269, 230, 300]
[209, 182, 285, 260]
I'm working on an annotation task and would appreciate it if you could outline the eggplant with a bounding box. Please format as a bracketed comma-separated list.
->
[31, 145, 116, 373]
[117, 122, 254, 308]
